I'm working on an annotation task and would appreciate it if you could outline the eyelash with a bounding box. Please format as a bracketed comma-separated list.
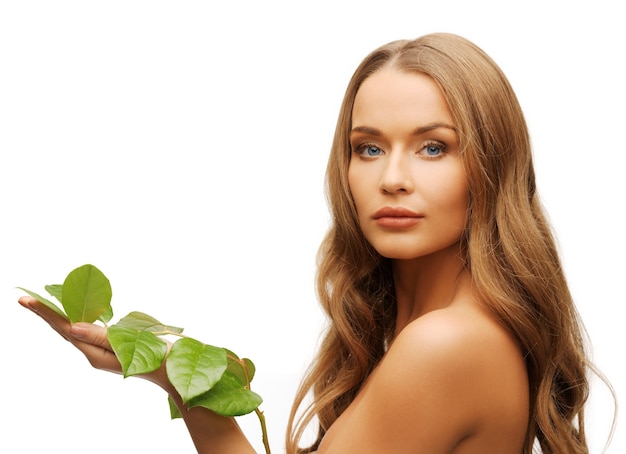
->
[353, 140, 448, 159]
[420, 140, 447, 159]
[354, 143, 383, 157]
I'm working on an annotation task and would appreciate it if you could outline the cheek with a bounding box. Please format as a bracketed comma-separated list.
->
[448, 180, 470, 224]
[347, 166, 366, 213]
[425, 170, 469, 219]
[446, 178, 469, 209]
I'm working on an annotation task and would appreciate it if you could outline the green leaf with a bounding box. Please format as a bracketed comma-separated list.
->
[114, 311, 183, 335]
[166, 338, 227, 402]
[226, 357, 247, 386]
[243, 358, 256, 382]
[16, 287, 68, 320]
[226, 355, 256, 386]
[168, 395, 182, 420]
[224, 348, 239, 360]
[108, 325, 167, 377]
[189, 371, 263, 416]
[98, 305, 114, 325]
[45, 284, 63, 303]
[61, 264, 112, 323]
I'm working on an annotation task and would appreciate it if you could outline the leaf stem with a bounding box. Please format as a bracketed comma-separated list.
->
[255, 407, 271, 454]
[228, 354, 271, 452]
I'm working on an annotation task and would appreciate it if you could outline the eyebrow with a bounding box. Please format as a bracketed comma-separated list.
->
[351, 122, 458, 136]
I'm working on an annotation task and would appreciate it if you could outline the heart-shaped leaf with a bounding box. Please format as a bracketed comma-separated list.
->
[62, 264, 112, 323]
[189, 371, 263, 416]
[166, 338, 227, 402]
[108, 324, 168, 377]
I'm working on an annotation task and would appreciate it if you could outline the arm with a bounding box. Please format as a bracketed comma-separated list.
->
[18, 296, 257, 454]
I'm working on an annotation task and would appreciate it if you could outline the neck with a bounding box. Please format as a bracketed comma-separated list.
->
[392, 242, 468, 335]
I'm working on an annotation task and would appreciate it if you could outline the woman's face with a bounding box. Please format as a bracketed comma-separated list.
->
[348, 68, 468, 261]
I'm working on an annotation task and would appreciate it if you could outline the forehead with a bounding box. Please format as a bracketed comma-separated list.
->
[352, 68, 454, 128]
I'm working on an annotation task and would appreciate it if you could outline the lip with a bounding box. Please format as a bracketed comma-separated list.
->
[372, 206, 423, 228]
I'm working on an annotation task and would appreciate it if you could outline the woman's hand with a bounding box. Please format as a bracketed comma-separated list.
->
[17, 295, 172, 389]
[17, 295, 257, 453]
[18, 295, 123, 374]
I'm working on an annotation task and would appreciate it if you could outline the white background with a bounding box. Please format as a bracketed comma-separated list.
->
[1, 1, 623, 452]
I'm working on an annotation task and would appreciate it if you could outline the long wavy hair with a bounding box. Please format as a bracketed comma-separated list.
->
[286, 32, 607, 453]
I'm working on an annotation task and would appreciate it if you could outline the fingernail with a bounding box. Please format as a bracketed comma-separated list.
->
[70, 325, 88, 339]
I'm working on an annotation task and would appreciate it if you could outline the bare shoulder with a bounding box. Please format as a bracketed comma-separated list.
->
[319, 303, 529, 453]
[388, 302, 530, 401]
[384, 304, 529, 451]
[392, 303, 525, 372]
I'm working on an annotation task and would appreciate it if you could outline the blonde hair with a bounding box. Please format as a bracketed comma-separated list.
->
[286, 33, 605, 453]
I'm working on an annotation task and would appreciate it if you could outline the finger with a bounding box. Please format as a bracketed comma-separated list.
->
[19, 296, 123, 374]
[18, 296, 73, 341]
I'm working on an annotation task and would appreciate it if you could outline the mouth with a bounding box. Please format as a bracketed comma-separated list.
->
[372, 207, 423, 228]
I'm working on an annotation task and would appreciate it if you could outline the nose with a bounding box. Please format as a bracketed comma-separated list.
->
[379, 152, 414, 194]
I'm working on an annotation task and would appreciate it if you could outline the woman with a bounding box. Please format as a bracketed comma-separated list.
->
[19, 33, 606, 453]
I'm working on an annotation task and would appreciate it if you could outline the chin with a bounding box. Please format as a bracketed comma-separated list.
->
[375, 248, 427, 260]
[372, 241, 464, 262]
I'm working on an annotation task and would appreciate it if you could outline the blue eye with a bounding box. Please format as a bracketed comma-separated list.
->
[421, 142, 445, 157]
[363, 145, 382, 156]
[426, 145, 441, 156]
